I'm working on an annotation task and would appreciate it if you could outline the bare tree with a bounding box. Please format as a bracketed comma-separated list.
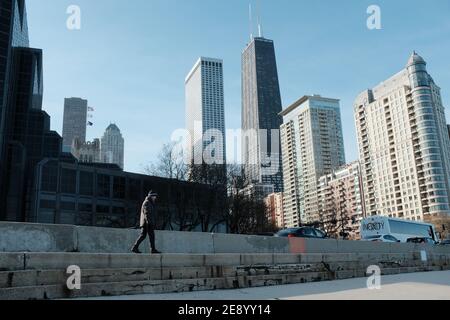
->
[224, 163, 276, 235]
[316, 209, 351, 239]
[143, 142, 187, 181]
[188, 162, 227, 232]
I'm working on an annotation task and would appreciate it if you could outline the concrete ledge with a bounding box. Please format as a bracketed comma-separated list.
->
[1, 222, 450, 255]
[212, 233, 289, 254]
[337, 240, 391, 253]
[0, 222, 77, 253]
[76, 226, 146, 254]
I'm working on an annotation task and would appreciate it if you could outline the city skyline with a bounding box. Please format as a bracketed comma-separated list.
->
[25, 0, 450, 173]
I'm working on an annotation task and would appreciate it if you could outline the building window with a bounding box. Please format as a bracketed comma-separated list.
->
[79, 171, 94, 196]
[40, 200, 56, 209]
[41, 164, 58, 192]
[96, 205, 110, 214]
[113, 177, 126, 199]
[79, 203, 93, 213]
[97, 174, 110, 198]
[61, 169, 76, 194]
[60, 201, 76, 211]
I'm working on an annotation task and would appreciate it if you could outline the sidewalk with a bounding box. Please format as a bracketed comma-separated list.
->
[82, 271, 450, 300]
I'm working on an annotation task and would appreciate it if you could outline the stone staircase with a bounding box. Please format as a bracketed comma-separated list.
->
[1, 252, 449, 300]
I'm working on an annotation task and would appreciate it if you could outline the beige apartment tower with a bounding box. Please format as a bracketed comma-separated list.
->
[354, 52, 450, 221]
[280, 95, 346, 227]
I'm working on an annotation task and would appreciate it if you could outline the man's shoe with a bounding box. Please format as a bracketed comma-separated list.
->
[151, 249, 161, 254]
[131, 247, 142, 254]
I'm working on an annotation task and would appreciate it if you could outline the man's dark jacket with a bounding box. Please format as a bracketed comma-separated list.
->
[139, 197, 156, 227]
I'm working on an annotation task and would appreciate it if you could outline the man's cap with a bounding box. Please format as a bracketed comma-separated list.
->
[148, 190, 158, 197]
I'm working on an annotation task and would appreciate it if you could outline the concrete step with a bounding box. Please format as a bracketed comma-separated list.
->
[0, 271, 337, 300]
[2, 256, 443, 289]
[1, 265, 446, 300]
[0, 266, 236, 289]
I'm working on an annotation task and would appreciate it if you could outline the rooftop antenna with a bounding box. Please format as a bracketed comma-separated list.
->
[249, 3, 253, 41]
[257, 0, 263, 37]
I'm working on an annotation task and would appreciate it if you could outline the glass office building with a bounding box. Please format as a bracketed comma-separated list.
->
[241, 37, 283, 194]
[0, 0, 31, 220]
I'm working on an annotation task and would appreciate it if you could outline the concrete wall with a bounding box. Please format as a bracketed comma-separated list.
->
[1, 222, 450, 255]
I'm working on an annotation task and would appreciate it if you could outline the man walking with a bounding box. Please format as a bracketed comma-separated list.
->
[131, 190, 161, 254]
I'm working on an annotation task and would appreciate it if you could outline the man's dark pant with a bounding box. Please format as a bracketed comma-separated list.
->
[133, 223, 156, 251]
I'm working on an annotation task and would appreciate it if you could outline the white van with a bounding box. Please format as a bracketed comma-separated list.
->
[360, 216, 438, 243]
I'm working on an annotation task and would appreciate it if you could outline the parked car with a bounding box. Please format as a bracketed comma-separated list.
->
[274, 227, 327, 239]
[362, 234, 400, 243]
[406, 237, 437, 245]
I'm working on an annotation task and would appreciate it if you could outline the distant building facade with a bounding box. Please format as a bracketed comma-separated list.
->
[239, 183, 274, 202]
[32, 159, 226, 231]
[71, 138, 101, 164]
[280, 95, 346, 227]
[317, 162, 365, 239]
[265, 192, 284, 229]
[101, 124, 124, 170]
[62, 97, 88, 152]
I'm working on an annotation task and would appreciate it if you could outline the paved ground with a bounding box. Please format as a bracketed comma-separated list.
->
[84, 271, 450, 300]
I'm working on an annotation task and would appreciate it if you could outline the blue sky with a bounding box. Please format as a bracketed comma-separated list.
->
[27, 0, 450, 173]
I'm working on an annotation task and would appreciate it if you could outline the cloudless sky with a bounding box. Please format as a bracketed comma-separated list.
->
[26, 0, 450, 173]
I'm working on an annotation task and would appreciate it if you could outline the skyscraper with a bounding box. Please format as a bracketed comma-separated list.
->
[0, 0, 30, 218]
[280, 95, 346, 226]
[241, 37, 283, 194]
[62, 97, 88, 152]
[185, 57, 226, 166]
[355, 52, 450, 221]
[0, 0, 63, 221]
[101, 123, 124, 169]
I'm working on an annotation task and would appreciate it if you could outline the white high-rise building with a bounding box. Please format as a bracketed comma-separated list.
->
[100, 124, 124, 169]
[354, 52, 450, 221]
[185, 57, 226, 166]
[280, 95, 346, 227]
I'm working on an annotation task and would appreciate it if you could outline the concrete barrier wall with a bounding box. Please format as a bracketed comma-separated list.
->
[1, 222, 450, 255]
[0, 222, 77, 252]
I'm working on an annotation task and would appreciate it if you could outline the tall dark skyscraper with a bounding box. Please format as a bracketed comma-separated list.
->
[241, 36, 283, 193]
[0, 0, 31, 220]
[0, 0, 63, 221]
